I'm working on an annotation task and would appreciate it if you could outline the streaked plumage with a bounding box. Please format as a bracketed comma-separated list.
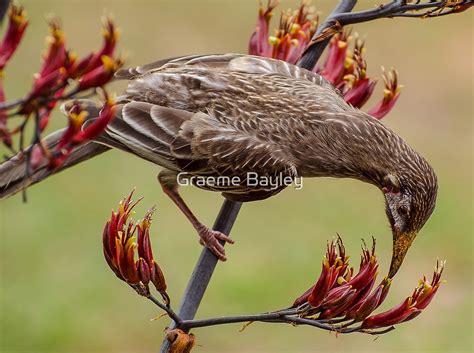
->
[0, 54, 437, 275]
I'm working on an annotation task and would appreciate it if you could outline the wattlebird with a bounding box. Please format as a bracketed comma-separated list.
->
[0, 54, 437, 277]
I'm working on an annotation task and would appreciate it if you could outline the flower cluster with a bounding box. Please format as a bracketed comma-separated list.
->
[0, 4, 121, 169]
[249, 1, 401, 119]
[0, 4, 28, 148]
[100, 195, 444, 339]
[103, 191, 168, 300]
[0, 4, 28, 70]
[291, 238, 444, 332]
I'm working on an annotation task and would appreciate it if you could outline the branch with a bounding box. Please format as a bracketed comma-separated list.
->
[180, 311, 348, 332]
[147, 294, 182, 326]
[0, 98, 24, 111]
[159, 199, 242, 352]
[298, 0, 472, 71]
[147, 292, 398, 336]
[172, 308, 396, 336]
[297, 0, 358, 70]
[334, 0, 473, 24]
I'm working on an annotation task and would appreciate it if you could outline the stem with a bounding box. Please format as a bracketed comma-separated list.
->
[180, 311, 293, 330]
[180, 312, 368, 335]
[0, 98, 24, 111]
[159, 199, 242, 352]
[333, 1, 446, 24]
[297, 0, 358, 71]
[297, 0, 472, 71]
[147, 295, 182, 326]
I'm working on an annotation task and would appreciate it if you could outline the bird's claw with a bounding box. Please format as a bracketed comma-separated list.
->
[197, 226, 234, 261]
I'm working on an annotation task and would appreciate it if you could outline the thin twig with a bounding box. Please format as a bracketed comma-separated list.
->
[159, 199, 242, 352]
[333, 0, 472, 25]
[147, 295, 182, 326]
[297, 0, 358, 70]
[178, 311, 390, 336]
[298, 0, 472, 71]
[0, 98, 24, 111]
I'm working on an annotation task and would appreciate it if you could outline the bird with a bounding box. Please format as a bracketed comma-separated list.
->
[0, 54, 437, 278]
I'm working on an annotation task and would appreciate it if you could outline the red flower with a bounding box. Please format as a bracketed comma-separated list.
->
[348, 277, 391, 321]
[37, 19, 67, 78]
[77, 55, 122, 91]
[250, 1, 317, 65]
[367, 68, 402, 119]
[69, 17, 119, 78]
[0, 77, 12, 148]
[248, 0, 277, 57]
[248, 3, 403, 119]
[18, 20, 69, 115]
[0, 4, 28, 70]
[292, 237, 350, 308]
[0, 4, 28, 147]
[48, 99, 115, 169]
[318, 32, 349, 85]
[137, 210, 167, 293]
[362, 260, 444, 329]
[103, 191, 167, 298]
[292, 238, 444, 332]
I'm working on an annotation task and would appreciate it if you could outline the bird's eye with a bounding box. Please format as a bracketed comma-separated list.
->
[398, 205, 409, 217]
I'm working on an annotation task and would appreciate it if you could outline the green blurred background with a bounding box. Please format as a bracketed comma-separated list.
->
[0, 1, 472, 352]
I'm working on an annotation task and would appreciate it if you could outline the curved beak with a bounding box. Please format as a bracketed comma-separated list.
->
[388, 229, 417, 278]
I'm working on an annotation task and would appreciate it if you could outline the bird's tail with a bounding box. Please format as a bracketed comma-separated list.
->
[0, 101, 110, 200]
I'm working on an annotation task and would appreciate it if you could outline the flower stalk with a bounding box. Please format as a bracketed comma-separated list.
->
[104, 192, 444, 350]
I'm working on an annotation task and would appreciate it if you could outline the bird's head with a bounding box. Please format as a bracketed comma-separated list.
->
[381, 163, 437, 278]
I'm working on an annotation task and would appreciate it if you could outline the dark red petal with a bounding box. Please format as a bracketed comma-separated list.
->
[351, 282, 385, 320]
[318, 289, 358, 319]
[73, 100, 115, 143]
[0, 5, 28, 70]
[138, 258, 151, 285]
[347, 262, 378, 291]
[319, 34, 348, 85]
[248, 1, 275, 57]
[414, 285, 440, 310]
[364, 307, 419, 329]
[361, 297, 411, 329]
[320, 284, 355, 309]
[344, 79, 377, 108]
[151, 261, 167, 292]
[308, 265, 335, 307]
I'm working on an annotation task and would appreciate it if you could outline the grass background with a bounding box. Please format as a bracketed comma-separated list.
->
[0, 1, 472, 352]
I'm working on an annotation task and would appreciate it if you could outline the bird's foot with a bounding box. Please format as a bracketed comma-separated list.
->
[197, 225, 234, 261]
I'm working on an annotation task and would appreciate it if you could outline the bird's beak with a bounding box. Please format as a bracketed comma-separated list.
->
[388, 229, 417, 278]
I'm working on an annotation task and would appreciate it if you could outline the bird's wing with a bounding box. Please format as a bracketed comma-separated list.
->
[101, 54, 345, 178]
[117, 53, 334, 89]
[98, 101, 295, 177]
[171, 109, 297, 176]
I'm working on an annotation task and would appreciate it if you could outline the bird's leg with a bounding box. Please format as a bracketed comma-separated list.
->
[158, 170, 234, 261]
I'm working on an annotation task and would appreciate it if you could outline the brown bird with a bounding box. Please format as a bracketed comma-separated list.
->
[0, 54, 437, 277]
